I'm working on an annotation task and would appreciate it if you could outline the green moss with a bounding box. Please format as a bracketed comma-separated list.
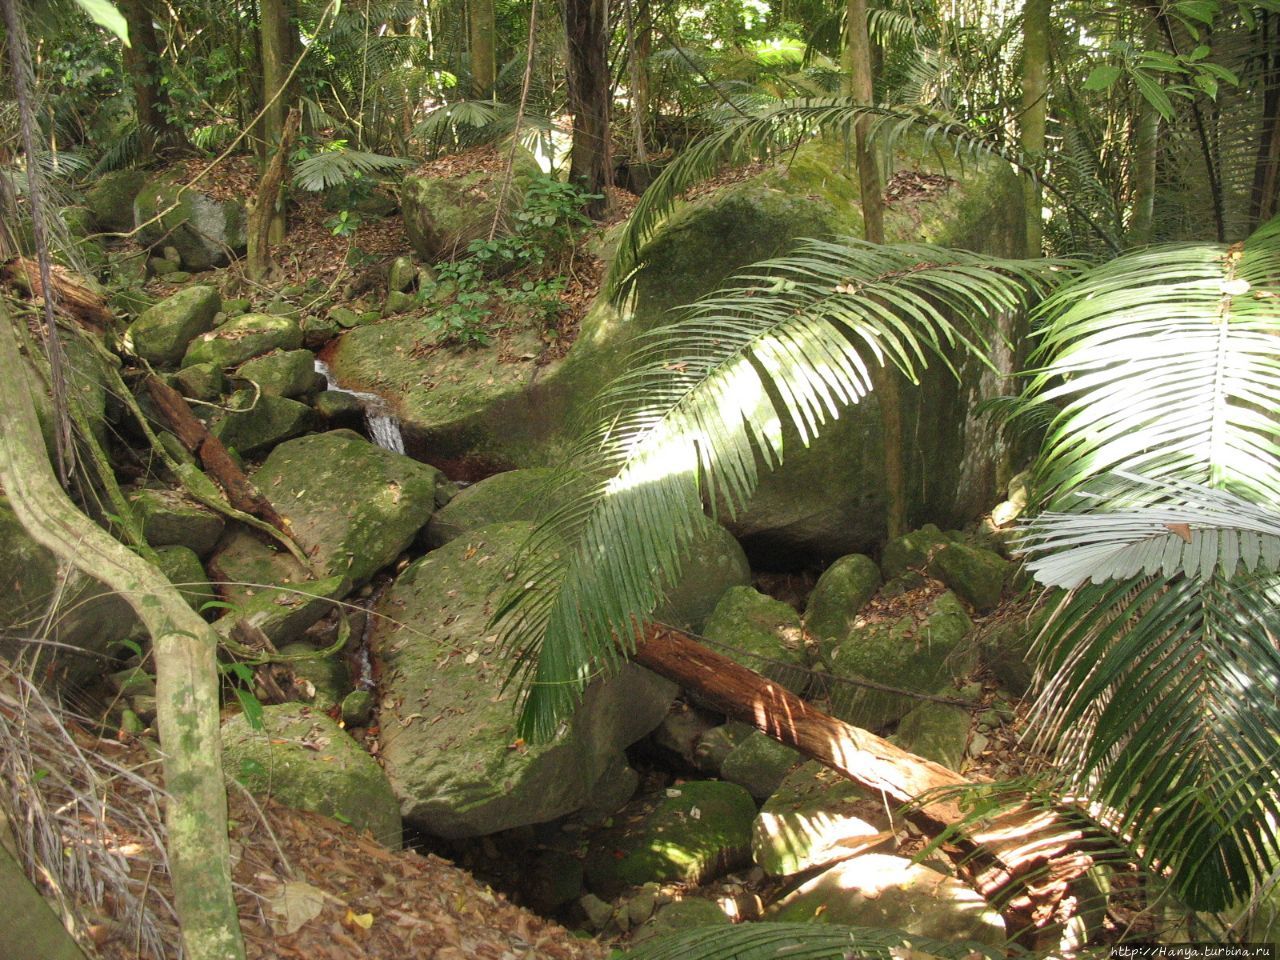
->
[702, 586, 806, 692]
[182, 314, 303, 369]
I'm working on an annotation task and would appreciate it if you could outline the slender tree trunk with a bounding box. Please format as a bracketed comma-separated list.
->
[469, 0, 497, 97]
[563, 0, 612, 217]
[1020, 0, 1049, 255]
[246, 107, 300, 282]
[119, 0, 183, 159]
[1249, 11, 1280, 226]
[259, 0, 297, 245]
[0, 309, 246, 960]
[1129, 98, 1159, 244]
[625, 0, 651, 167]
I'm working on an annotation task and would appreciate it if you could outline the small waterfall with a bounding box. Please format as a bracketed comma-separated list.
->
[314, 359, 406, 455]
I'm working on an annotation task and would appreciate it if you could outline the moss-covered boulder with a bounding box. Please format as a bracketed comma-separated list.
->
[221, 704, 401, 848]
[583, 781, 757, 897]
[127, 486, 225, 557]
[631, 900, 731, 944]
[893, 701, 973, 770]
[183, 313, 304, 369]
[133, 177, 247, 270]
[399, 154, 536, 261]
[172, 361, 225, 402]
[424, 467, 578, 547]
[233, 349, 317, 398]
[208, 430, 440, 608]
[828, 591, 974, 729]
[751, 760, 888, 877]
[803, 553, 882, 655]
[154, 544, 215, 614]
[124, 285, 221, 367]
[210, 571, 347, 648]
[927, 541, 1011, 613]
[655, 521, 752, 632]
[373, 522, 676, 838]
[277, 642, 351, 710]
[311, 389, 365, 430]
[980, 594, 1058, 696]
[86, 168, 148, 233]
[209, 392, 316, 458]
[766, 853, 1005, 944]
[881, 524, 949, 580]
[702, 586, 807, 693]
[719, 730, 803, 801]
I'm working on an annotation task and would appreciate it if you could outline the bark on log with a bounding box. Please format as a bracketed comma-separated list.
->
[2, 257, 113, 330]
[145, 375, 294, 540]
[633, 622, 1096, 939]
[246, 106, 299, 281]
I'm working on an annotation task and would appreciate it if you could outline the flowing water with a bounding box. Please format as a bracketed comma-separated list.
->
[314, 359, 406, 454]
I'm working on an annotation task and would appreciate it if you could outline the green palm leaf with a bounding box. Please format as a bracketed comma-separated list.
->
[495, 240, 1060, 741]
[1025, 215, 1280, 506]
[621, 922, 1006, 959]
[291, 146, 413, 192]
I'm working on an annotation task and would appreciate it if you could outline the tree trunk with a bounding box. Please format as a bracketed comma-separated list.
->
[1020, 0, 1050, 255]
[624, 0, 651, 168]
[245, 107, 300, 282]
[259, 0, 297, 246]
[0, 309, 246, 960]
[563, 0, 612, 216]
[469, 0, 497, 97]
[1129, 98, 1160, 244]
[1249, 10, 1280, 227]
[632, 623, 1095, 940]
[119, 0, 183, 159]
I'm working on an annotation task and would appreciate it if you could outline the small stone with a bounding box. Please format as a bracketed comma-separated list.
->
[172, 362, 225, 402]
[627, 885, 659, 926]
[149, 256, 178, 276]
[162, 245, 182, 263]
[383, 289, 416, 316]
[967, 732, 990, 758]
[579, 893, 613, 932]
[119, 710, 146, 736]
[341, 690, 374, 726]
[223, 298, 252, 316]
[130, 694, 158, 721]
[388, 256, 418, 293]
[166, 271, 191, 283]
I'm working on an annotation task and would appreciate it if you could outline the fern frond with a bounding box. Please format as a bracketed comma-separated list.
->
[291, 147, 414, 192]
[496, 241, 1061, 741]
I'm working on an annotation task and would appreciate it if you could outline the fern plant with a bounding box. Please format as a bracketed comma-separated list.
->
[495, 240, 1060, 741]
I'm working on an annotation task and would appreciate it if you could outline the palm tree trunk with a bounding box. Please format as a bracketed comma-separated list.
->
[0, 309, 246, 960]
[1129, 98, 1160, 244]
[469, 0, 497, 97]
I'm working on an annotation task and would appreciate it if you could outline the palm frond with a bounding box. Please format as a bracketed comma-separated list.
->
[1024, 216, 1280, 506]
[607, 97, 1113, 300]
[620, 922, 1006, 960]
[1018, 473, 1280, 588]
[496, 241, 1060, 741]
[291, 146, 414, 192]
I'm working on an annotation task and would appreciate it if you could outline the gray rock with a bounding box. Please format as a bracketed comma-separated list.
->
[233, 349, 317, 398]
[127, 486, 226, 557]
[655, 521, 752, 631]
[124, 285, 221, 366]
[278, 642, 350, 709]
[979, 595, 1057, 696]
[182, 313, 303, 369]
[894, 701, 973, 770]
[579, 893, 613, 932]
[803, 553, 881, 656]
[692, 722, 753, 776]
[651, 703, 723, 768]
[154, 544, 215, 614]
[766, 853, 1005, 944]
[383, 290, 416, 315]
[583, 781, 757, 897]
[881, 524, 949, 580]
[133, 178, 246, 270]
[312, 390, 366, 430]
[578, 753, 640, 822]
[752, 760, 888, 877]
[341, 690, 375, 726]
[373, 522, 676, 838]
[828, 590, 974, 728]
[209, 392, 316, 458]
[423, 468, 591, 547]
[702, 586, 807, 694]
[222, 704, 401, 848]
[388, 256, 418, 292]
[400, 154, 536, 261]
[172, 361, 225, 402]
[632, 899, 730, 944]
[928, 541, 1011, 613]
[86, 168, 148, 233]
[720, 730, 803, 800]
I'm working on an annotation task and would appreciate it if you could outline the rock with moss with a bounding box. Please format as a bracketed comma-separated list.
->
[583, 781, 757, 896]
[87, 169, 148, 233]
[211, 571, 348, 648]
[172, 361, 225, 402]
[980, 594, 1058, 696]
[400, 154, 536, 261]
[752, 760, 888, 877]
[702, 586, 807, 692]
[209, 391, 316, 458]
[424, 467, 575, 547]
[828, 590, 974, 729]
[311, 389, 365, 431]
[631, 899, 731, 944]
[893, 701, 972, 770]
[222, 704, 401, 847]
[373, 521, 676, 838]
[208, 430, 440, 610]
[927, 541, 1010, 613]
[182, 313, 303, 369]
[128, 485, 225, 557]
[654, 521, 752, 632]
[720, 730, 803, 801]
[232, 348, 317, 398]
[881, 524, 950, 580]
[132, 178, 246, 271]
[154, 544, 215, 614]
[278, 642, 350, 709]
[123, 285, 221, 367]
[803, 553, 882, 656]
[766, 853, 1005, 943]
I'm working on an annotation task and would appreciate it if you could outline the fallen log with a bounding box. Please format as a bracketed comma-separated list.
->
[1, 256, 113, 330]
[145, 375, 294, 540]
[632, 622, 1100, 943]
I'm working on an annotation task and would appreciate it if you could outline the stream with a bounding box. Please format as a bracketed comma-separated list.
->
[314, 358, 406, 454]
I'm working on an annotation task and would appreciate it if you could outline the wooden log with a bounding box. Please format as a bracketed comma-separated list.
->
[145, 375, 294, 540]
[632, 622, 1095, 939]
[1, 256, 113, 330]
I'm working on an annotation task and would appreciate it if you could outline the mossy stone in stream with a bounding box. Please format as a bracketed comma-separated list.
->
[182, 313, 303, 369]
[233, 348, 317, 398]
[209, 391, 316, 458]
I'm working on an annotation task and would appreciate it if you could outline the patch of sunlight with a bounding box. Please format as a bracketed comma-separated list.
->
[646, 839, 699, 868]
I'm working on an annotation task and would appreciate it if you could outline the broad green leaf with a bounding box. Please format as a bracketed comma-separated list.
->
[72, 0, 130, 45]
[1083, 65, 1122, 91]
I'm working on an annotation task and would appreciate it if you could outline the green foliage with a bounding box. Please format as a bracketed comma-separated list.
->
[291, 142, 413, 192]
[495, 240, 1060, 741]
[621, 923, 1005, 959]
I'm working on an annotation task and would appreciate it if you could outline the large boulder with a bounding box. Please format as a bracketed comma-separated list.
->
[927, 540, 1011, 613]
[207, 430, 440, 614]
[86, 168, 148, 234]
[827, 590, 975, 729]
[221, 703, 401, 847]
[330, 138, 1025, 560]
[209, 392, 316, 458]
[133, 178, 247, 271]
[655, 521, 752, 631]
[123, 285, 221, 367]
[701, 586, 807, 693]
[583, 781, 757, 896]
[373, 522, 677, 838]
[183, 314, 303, 369]
[399, 152, 537, 261]
[126, 486, 226, 557]
[232, 349, 317, 398]
[803, 553, 882, 656]
[423, 467, 586, 547]
[766, 853, 1006, 944]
